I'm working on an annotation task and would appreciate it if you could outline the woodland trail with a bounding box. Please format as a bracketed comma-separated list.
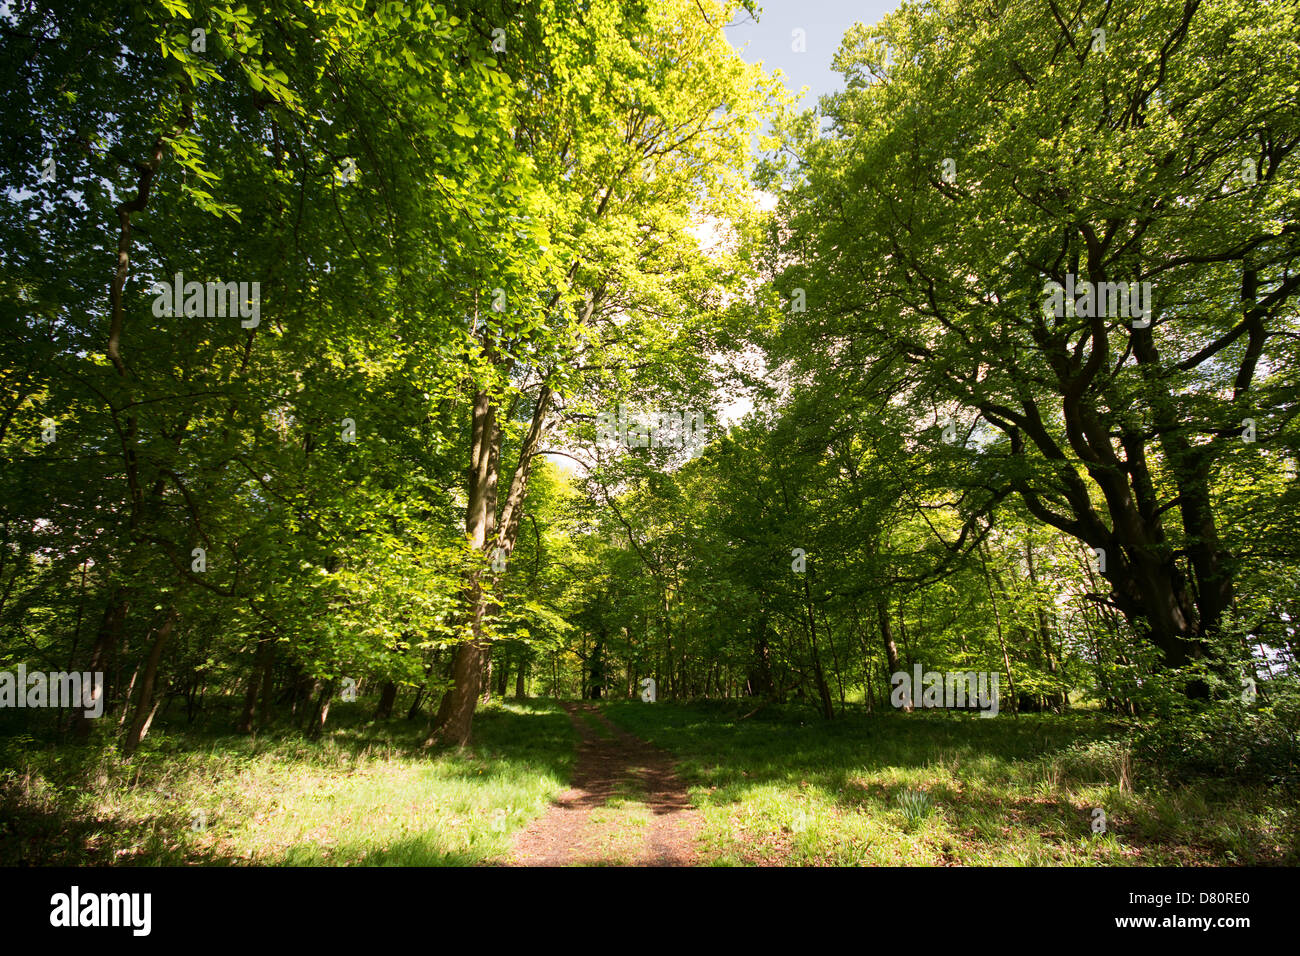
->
[505, 703, 703, 866]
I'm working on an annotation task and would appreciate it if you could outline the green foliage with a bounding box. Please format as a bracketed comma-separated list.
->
[896, 787, 935, 824]
[1134, 683, 1300, 785]
[2, 0, 1296, 867]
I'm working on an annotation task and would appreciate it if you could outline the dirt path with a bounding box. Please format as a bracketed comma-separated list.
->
[505, 703, 703, 866]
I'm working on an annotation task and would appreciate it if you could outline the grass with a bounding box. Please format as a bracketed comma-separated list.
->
[0, 698, 573, 866]
[4, 695, 1296, 866]
[896, 787, 936, 826]
[597, 699, 1300, 866]
[585, 786, 654, 865]
[574, 707, 615, 740]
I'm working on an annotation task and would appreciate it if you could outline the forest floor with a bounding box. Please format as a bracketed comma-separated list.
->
[2, 698, 1295, 865]
[600, 700, 1298, 865]
[506, 703, 701, 865]
[0, 699, 574, 865]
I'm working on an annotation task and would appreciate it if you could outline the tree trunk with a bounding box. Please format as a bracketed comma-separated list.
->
[590, 633, 605, 700]
[427, 385, 497, 746]
[496, 654, 510, 698]
[375, 680, 397, 720]
[116, 664, 140, 728]
[429, 640, 486, 745]
[407, 687, 425, 720]
[238, 662, 259, 734]
[258, 641, 276, 727]
[877, 599, 909, 711]
[238, 635, 273, 733]
[978, 543, 1019, 715]
[307, 680, 334, 739]
[74, 589, 129, 739]
[802, 577, 834, 720]
[747, 622, 774, 698]
[122, 607, 177, 756]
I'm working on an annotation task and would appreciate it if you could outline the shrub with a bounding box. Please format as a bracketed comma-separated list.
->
[1133, 685, 1300, 785]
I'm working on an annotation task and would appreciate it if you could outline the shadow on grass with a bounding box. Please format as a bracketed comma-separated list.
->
[595, 699, 1295, 865]
[0, 698, 576, 866]
[600, 699, 1106, 783]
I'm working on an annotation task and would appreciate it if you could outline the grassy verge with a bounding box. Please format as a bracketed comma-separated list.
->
[599, 700, 1299, 866]
[573, 707, 615, 740]
[0, 698, 573, 866]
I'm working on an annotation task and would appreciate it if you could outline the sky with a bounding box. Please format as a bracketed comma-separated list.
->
[724, 0, 903, 105]
[702, 3, 904, 431]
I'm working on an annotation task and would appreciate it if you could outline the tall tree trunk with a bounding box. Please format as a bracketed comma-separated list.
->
[821, 608, 846, 715]
[1025, 541, 1066, 710]
[259, 641, 276, 727]
[116, 663, 140, 728]
[238, 635, 273, 733]
[427, 386, 497, 746]
[496, 654, 510, 698]
[896, 594, 913, 668]
[876, 598, 909, 712]
[91, 106, 194, 744]
[122, 607, 177, 755]
[407, 687, 425, 720]
[802, 577, 834, 720]
[978, 543, 1019, 715]
[590, 632, 605, 700]
[748, 621, 775, 698]
[237, 662, 259, 734]
[74, 590, 129, 739]
[375, 680, 397, 720]
[307, 680, 335, 739]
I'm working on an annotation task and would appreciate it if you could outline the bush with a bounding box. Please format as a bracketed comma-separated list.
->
[1133, 686, 1300, 785]
[1052, 737, 1133, 792]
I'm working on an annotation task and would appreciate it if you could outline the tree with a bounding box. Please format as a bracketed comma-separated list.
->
[762, 0, 1300, 690]
[426, 0, 779, 744]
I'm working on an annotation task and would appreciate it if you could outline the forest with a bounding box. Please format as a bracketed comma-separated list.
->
[1, 0, 1298, 871]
